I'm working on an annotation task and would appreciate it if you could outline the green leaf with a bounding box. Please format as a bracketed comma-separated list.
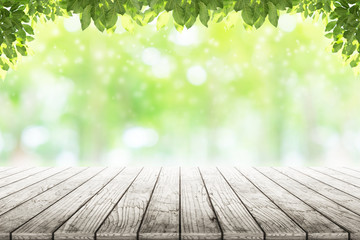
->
[185, 14, 197, 29]
[234, 0, 245, 11]
[345, 43, 356, 55]
[105, 8, 118, 29]
[184, 2, 197, 28]
[267, 2, 278, 27]
[165, 0, 176, 11]
[350, 59, 358, 68]
[276, 0, 292, 10]
[23, 24, 34, 35]
[0, 58, 10, 71]
[94, 18, 106, 32]
[130, 0, 141, 11]
[173, 3, 185, 25]
[199, 2, 209, 27]
[325, 21, 336, 32]
[26, 36, 35, 42]
[114, 0, 126, 14]
[16, 44, 27, 56]
[254, 15, 265, 29]
[3, 47, 15, 58]
[333, 42, 344, 53]
[80, 5, 92, 30]
[242, 6, 254, 25]
[325, 32, 333, 39]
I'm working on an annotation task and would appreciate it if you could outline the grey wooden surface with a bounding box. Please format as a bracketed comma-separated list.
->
[0, 167, 359, 240]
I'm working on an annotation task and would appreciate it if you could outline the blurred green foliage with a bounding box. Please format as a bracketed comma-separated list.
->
[0, 16, 359, 166]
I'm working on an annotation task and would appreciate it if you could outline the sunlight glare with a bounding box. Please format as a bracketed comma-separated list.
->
[278, 14, 297, 32]
[122, 127, 159, 148]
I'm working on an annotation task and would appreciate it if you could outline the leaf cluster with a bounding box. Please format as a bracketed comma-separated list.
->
[324, 1, 360, 68]
[0, 0, 64, 77]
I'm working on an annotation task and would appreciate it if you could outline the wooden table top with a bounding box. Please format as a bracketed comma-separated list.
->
[0, 167, 359, 240]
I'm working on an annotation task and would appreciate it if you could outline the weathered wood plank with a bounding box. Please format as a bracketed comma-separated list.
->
[219, 167, 305, 240]
[311, 168, 360, 188]
[199, 167, 263, 240]
[0, 168, 85, 216]
[0, 167, 359, 240]
[181, 168, 221, 240]
[278, 168, 360, 214]
[97, 168, 161, 240]
[0, 168, 47, 187]
[0, 168, 26, 179]
[295, 168, 360, 199]
[258, 168, 360, 239]
[138, 167, 179, 240]
[0, 168, 105, 240]
[238, 168, 347, 240]
[336, 168, 360, 178]
[0, 167, 14, 176]
[12, 168, 124, 240]
[0, 168, 67, 200]
[54, 167, 142, 240]
[344, 168, 360, 172]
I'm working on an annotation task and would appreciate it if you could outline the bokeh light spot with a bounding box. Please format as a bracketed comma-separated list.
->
[21, 126, 49, 148]
[63, 15, 81, 32]
[122, 127, 159, 148]
[278, 14, 297, 32]
[187, 66, 207, 86]
[142, 47, 161, 66]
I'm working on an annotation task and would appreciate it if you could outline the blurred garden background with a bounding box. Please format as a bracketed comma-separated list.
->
[0, 14, 359, 167]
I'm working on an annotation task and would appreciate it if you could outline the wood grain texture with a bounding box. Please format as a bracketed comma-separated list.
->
[238, 168, 347, 240]
[0, 167, 15, 177]
[0, 168, 104, 240]
[278, 168, 360, 214]
[258, 168, 360, 239]
[199, 167, 264, 240]
[219, 167, 305, 240]
[344, 167, 360, 172]
[0, 168, 84, 215]
[310, 167, 360, 189]
[181, 168, 221, 240]
[0, 168, 28, 180]
[97, 168, 161, 240]
[0, 168, 47, 188]
[138, 167, 179, 240]
[335, 168, 360, 179]
[0, 168, 68, 200]
[54, 167, 142, 240]
[12, 168, 123, 240]
[295, 168, 360, 199]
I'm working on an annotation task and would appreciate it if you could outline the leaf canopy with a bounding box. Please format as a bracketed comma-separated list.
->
[0, 0, 359, 78]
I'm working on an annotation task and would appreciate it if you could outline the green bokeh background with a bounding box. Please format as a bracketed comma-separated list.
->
[0, 15, 359, 167]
